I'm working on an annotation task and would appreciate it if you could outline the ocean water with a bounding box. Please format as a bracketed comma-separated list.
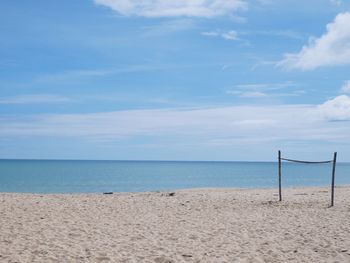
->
[0, 160, 349, 193]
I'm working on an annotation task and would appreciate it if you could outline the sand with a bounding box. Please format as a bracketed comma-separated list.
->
[1, 186, 350, 263]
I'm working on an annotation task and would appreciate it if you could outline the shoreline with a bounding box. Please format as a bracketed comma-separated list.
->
[0, 184, 348, 195]
[1, 186, 350, 262]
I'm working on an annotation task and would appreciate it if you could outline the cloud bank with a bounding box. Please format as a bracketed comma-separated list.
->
[319, 95, 350, 121]
[94, 0, 247, 18]
[279, 12, 350, 70]
[2, 100, 350, 145]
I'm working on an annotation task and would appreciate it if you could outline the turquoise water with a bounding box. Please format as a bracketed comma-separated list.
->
[0, 160, 349, 193]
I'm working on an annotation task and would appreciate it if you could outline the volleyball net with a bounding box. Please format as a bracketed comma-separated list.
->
[278, 151, 337, 207]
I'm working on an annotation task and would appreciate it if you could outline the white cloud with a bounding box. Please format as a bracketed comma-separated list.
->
[0, 94, 72, 104]
[227, 90, 268, 98]
[94, 0, 247, 18]
[1, 101, 350, 146]
[279, 12, 350, 70]
[227, 81, 301, 98]
[319, 95, 350, 121]
[222, 30, 239, 40]
[340, 80, 350, 94]
[201, 30, 239, 41]
[235, 81, 295, 91]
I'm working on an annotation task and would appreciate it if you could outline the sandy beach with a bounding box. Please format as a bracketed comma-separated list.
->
[1, 186, 350, 263]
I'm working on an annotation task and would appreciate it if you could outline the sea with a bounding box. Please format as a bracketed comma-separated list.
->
[0, 159, 349, 193]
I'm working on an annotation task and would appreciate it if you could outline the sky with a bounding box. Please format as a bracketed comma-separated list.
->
[1, 0, 350, 161]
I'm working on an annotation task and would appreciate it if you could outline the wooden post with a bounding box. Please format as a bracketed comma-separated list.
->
[278, 150, 282, 201]
[330, 152, 337, 207]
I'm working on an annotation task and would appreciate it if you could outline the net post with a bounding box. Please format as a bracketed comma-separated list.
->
[278, 150, 282, 201]
[330, 152, 337, 207]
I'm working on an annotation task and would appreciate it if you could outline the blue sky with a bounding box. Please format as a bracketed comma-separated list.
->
[1, 0, 350, 161]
